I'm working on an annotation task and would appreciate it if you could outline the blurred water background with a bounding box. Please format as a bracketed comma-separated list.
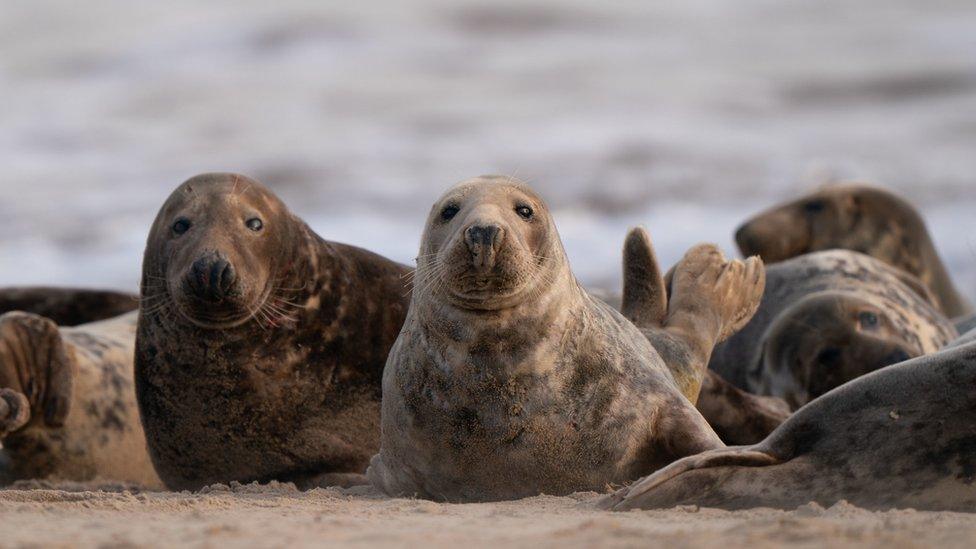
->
[1, 0, 975, 300]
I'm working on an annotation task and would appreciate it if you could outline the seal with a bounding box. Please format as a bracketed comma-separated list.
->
[135, 173, 411, 491]
[602, 337, 976, 512]
[0, 287, 137, 326]
[620, 228, 790, 445]
[734, 183, 973, 318]
[367, 176, 766, 502]
[0, 310, 160, 487]
[709, 250, 957, 410]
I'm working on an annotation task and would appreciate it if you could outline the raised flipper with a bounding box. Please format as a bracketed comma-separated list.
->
[0, 287, 137, 327]
[601, 445, 782, 511]
[621, 227, 667, 327]
[0, 312, 75, 434]
[696, 370, 791, 445]
[623, 230, 765, 402]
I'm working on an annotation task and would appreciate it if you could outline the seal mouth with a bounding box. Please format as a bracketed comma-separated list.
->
[171, 281, 276, 330]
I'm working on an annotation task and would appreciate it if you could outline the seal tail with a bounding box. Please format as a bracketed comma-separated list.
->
[622, 227, 668, 328]
[0, 312, 74, 436]
[599, 446, 782, 511]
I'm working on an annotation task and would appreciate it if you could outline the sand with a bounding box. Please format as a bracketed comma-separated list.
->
[0, 482, 973, 548]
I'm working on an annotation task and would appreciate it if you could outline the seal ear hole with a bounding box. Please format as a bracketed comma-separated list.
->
[440, 205, 460, 222]
[246, 218, 264, 232]
[515, 205, 534, 220]
[172, 218, 191, 235]
[858, 311, 880, 330]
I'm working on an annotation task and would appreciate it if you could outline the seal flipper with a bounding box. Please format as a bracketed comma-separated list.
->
[622, 227, 667, 327]
[0, 312, 75, 433]
[0, 389, 30, 435]
[601, 445, 782, 511]
[638, 244, 765, 402]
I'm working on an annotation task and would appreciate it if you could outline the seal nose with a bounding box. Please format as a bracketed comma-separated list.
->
[464, 224, 504, 269]
[735, 224, 758, 256]
[187, 253, 237, 302]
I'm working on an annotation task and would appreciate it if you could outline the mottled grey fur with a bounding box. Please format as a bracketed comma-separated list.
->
[0, 311, 159, 486]
[368, 177, 765, 502]
[710, 250, 957, 409]
[604, 339, 976, 512]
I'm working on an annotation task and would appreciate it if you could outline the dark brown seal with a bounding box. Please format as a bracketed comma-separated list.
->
[0, 311, 159, 486]
[135, 173, 410, 491]
[0, 287, 137, 326]
[367, 176, 765, 502]
[709, 250, 958, 410]
[735, 183, 973, 318]
[603, 338, 976, 512]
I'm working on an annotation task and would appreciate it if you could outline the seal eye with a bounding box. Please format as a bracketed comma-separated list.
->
[246, 218, 264, 232]
[858, 311, 879, 329]
[803, 201, 826, 214]
[515, 206, 534, 220]
[441, 206, 460, 221]
[172, 218, 191, 235]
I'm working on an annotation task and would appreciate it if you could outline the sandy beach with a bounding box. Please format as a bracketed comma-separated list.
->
[0, 482, 974, 548]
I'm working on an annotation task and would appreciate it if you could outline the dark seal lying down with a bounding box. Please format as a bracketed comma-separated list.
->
[135, 173, 410, 490]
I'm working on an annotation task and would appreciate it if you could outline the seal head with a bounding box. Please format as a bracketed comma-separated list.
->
[735, 184, 972, 317]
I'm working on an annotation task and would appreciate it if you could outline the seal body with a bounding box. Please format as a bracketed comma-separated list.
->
[0, 287, 137, 326]
[604, 339, 976, 512]
[710, 250, 957, 409]
[0, 311, 160, 487]
[735, 184, 972, 318]
[135, 173, 409, 490]
[368, 177, 765, 502]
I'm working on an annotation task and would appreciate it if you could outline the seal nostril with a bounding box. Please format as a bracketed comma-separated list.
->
[219, 262, 237, 294]
[465, 225, 502, 250]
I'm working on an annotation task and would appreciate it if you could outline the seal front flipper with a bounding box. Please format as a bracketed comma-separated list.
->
[634, 244, 765, 402]
[621, 227, 667, 327]
[0, 312, 74, 432]
[601, 445, 782, 511]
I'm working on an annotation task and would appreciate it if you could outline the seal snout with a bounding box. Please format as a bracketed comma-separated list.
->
[187, 252, 238, 302]
[464, 223, 505, 270]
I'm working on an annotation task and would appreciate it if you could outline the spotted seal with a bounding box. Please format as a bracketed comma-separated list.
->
[367, 176, 765, 502]
[735, 183, 972, 318]
[135, 173, 410, 491]
[603, 337, 976, 512]
[0, 310, 159, 486]
[709, 250, 957, 410]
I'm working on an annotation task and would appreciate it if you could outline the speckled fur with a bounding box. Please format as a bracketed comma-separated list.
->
[0, 287, 137, 327]
[605, 340, 976, 512]
[736, 183, 973, 317]
[0, 311, 159, 487]
[710, 250, 958, 408]
[135, 174, 409, 491]
[368, 177, 764, 502]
